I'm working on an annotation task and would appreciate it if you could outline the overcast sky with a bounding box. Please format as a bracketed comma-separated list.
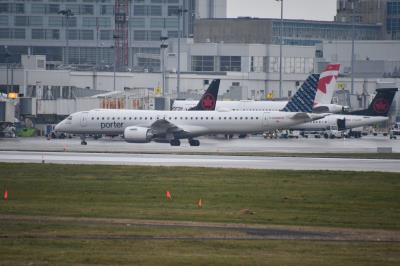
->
[227, 0, 338, 21]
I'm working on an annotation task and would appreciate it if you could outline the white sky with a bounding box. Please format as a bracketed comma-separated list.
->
[227, 0, 338, 21]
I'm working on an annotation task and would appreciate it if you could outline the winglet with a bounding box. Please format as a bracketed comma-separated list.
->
[189, 79, 220, 111]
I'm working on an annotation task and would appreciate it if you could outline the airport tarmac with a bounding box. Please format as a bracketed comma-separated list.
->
[1, 135, 399, 154]
[1, 136, 399, 172]
[1, 150, 399, 172]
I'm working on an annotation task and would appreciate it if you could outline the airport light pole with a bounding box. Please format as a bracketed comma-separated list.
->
[160, 36, 168, 98]
[58, 9, 74, 65]
[176, 7, 188, 99]
[351, 0, 355, 95]
[112, 34, 120, 91]
[276, 0, 284, 98]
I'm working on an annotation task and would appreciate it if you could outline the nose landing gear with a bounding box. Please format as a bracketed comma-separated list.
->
[80, 135, 87, 145]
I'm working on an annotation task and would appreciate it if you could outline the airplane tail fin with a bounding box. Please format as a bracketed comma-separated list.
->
[281, 74, 320, 113]
[314, 64, 340, 106]
[189, 79, 220, 111]
[349, 88, 398, 117]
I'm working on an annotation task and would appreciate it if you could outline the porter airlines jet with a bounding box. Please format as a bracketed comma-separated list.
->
[55, 79, 326, 146]
[172, 64, 345, 113]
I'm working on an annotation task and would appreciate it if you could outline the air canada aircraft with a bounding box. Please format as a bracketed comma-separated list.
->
[288, 88, 398, 132]
[55, 77, 327, 146]
[172, 64, 345, 113]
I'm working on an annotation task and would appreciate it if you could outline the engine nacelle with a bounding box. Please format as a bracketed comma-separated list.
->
[313, 104, 348, 114]
[124, 126, 153, 143]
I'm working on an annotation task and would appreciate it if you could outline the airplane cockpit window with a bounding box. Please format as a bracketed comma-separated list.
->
[67, 116, 72, 120]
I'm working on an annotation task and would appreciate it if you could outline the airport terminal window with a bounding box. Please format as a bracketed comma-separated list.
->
[131, 17, 146, 28]
[192, 56, 214, 72]
[81, 5, 94, 15]
[149, 5, 162, 16]
[149, 30, 161, 41]
[101, 5, 114, 15]
[168, 6, 179, 16]
[166, 18, 178, 29]
[220, 56, 241, 72]
[134, 30, 146, 40]
[134, 5, 146, 16]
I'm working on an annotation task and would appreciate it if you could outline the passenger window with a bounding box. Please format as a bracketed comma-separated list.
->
[145, 117, 147, 120]
[97, 117, 99, 120]
[129, 117, 132, 120]
[102, 117, 104, 120]
[112, 117, 115, 120]
[91, 117, 94, 120]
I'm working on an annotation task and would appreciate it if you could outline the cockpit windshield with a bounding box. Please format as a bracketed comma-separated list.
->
[67, 116, 72, 120]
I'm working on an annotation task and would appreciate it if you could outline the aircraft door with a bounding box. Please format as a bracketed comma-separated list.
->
[80, 112, 89, 127]
[262, 112, 268, 128]
[337, 118, 346, 131]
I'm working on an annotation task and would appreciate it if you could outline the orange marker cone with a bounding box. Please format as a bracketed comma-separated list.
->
[166, 191, 171, 200]
[197, 198, 203, 208]
[4, 189, 8, 201]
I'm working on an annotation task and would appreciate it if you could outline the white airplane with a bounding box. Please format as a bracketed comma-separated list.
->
[288, 88, 398, 132]
[172, 64, 345, 113]
[54, 109, 326, 146]
[54, 77, 328, 146]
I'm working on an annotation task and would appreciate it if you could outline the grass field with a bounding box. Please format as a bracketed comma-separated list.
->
[0, 162, 400, 265]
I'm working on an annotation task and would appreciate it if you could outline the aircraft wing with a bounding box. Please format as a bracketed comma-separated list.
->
[149, 119, 208, 137]
[290, 112, 328, 121]
[150, 119, 182, 134]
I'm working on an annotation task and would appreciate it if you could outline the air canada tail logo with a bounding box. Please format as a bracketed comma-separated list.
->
[201, 93, 216, 110]
[372, 98, 390, 114]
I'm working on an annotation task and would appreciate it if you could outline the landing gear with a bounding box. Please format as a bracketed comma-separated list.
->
[189, 139, 200, 146]
[80, 135, 87, 145]
[170, 139, 181, 146]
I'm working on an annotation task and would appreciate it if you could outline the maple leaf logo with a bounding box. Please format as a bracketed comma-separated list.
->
[372, 98, 390, 114]
[201, 93, 216, 110]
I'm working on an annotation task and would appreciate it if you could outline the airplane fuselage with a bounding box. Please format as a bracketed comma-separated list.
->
[55, 109, 321, 137]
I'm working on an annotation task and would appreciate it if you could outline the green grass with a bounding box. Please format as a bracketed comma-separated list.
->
[1, 163, 400, 265]
[1, 221, 400, 266]
[1, 163, 399, 229]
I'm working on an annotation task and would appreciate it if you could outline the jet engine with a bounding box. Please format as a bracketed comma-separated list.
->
[124, 126, 153, 143]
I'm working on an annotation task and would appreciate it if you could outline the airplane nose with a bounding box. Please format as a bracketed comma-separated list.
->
[54, 122, 63, 132]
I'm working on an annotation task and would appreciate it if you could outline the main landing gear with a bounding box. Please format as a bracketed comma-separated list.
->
[189, 139, 200, 146]
[170, 139, 181, 146]
[80, 135, 87, 145]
